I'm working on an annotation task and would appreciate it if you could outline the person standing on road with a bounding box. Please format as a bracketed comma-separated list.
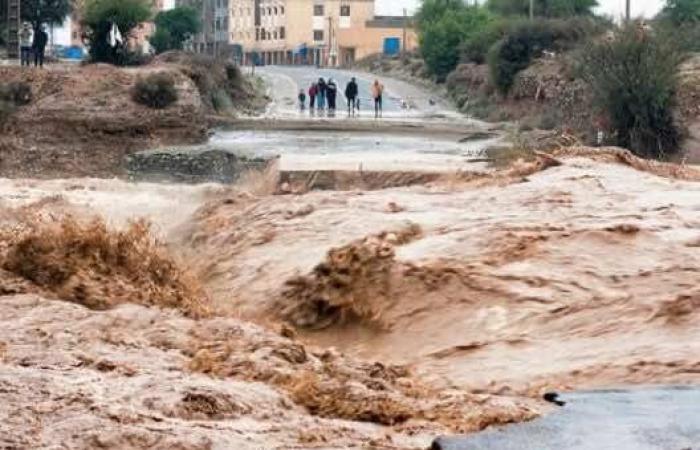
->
[33, 25, 49, 68]
[371, 79, 384, 118]
[308, 82, 317, 110]
[327, 78, 338, 111]
[317, 77, 327, 110]
[345, 77, 359, 116]
[298, 89, 307, 111]
[18, 23, 33, 67]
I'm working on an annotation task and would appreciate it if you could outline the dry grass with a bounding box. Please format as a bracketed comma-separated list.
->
[1, 216, 210, 318]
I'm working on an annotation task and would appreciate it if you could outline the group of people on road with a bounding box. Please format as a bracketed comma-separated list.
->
[18, 23, 49, 68]
[299, 77, 385, 118]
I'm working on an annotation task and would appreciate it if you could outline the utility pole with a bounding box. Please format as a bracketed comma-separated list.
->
[402, 8, 407, 57]
[625, 0, 631, 22]
[327, 15, 332, 67]
[529, 0, 534, 20]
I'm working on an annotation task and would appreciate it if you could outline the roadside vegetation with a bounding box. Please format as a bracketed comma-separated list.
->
[149, 6, 201, 54]
[82, 0, 152, 65]
[580, 26, 683, 158]
[411, 0, 700, 159]
[132, 72, 178, 109]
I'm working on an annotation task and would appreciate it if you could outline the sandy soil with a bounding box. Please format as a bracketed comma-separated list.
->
[0, 54, 265, 178]
[1, 148, 699, 447]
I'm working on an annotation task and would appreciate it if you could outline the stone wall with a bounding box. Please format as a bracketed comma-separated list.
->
[126, 146, 279, 184]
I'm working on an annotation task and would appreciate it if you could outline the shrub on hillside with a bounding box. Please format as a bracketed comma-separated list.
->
[460, 20, 509, 64]
[0, 101, 14, 126]
[420, 6, 494, 80]
[488, 18, 607, 95]
[487, 0, 598, 18]
[579, 26, 683, 158]
[132, 73, 178, 109]
[0, 81, 32, 105]
[225, 62, 243, 89]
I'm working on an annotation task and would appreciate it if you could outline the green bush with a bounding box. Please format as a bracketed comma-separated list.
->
[0, 82, 32, 105]
[659, 0, 700, 24]
[487, 18, 606, 95]
[211, 88, 233, 113]
[0, 101, 15, 126]
[656, 21, 700, 52]
[419, 6, 494, 80]
[225, 62, 243, 88]
[132, 73, 178, 109]
[460, 20, 509, 64]
[150, 6, 200, 54]
[487, 0, 598, 18]
[579, 26, 683, 158]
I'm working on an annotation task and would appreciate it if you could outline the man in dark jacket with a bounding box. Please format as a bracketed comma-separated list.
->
[33, 26, 49, 68]
[345, 77, 359, 115]
[327, 78, 338, 111]
[317, 78, 327, 110]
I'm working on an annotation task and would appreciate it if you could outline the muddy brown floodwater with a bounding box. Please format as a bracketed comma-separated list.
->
[1, 147, 699, 448]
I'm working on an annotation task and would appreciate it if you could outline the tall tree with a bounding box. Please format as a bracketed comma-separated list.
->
[20, 0, 72, 31]
[149, 6, 200, 53]
[487, 0, 598, 17]
[660, 0, 700, 24]
[82, 0, 152, 64]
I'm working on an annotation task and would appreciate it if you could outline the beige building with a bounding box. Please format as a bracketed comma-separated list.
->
[180, 0, 416, 66]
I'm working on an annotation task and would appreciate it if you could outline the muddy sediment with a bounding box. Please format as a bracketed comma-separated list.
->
[1, 149, 699, 447]
[180, 149, 700, 393]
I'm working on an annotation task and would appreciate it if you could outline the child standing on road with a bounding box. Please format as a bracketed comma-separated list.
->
[298, 89, 307, 111]
[371, 80, 384, 118]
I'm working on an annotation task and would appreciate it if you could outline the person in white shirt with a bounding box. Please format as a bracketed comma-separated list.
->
[18, 23, 34, 67]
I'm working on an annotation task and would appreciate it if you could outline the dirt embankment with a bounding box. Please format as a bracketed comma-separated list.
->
[0, 53, 266, 178]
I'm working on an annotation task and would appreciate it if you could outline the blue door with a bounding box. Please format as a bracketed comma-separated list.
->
[383, 37, 401, 56]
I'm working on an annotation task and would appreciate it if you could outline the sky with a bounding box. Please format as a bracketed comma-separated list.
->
[375, 0, 666, 19]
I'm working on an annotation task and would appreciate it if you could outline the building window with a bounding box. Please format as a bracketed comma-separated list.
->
[273, 7, 277, 15]
[313, 30, 324, 41]
[313, 4, 324, 16]
[256, 28, 260, 40]
[340, 5, 350, 16]
[273, 31, 278, 39]
[279, 26, 285, 39]
[261, 7, 265, 15]
[267, 7, 272, 15]
[280, 6, 284, 14]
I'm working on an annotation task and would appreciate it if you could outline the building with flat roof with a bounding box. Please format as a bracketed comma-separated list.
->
[179, 0, 416, 66]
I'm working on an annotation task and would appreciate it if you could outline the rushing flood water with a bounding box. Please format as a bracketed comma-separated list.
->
[209, 129, 499, 172]
[434, 386, 700, 450]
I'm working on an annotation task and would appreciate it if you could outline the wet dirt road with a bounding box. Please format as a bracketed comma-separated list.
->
[209, 129, 500, 172]
[434, 386, 700, 450]
[256, 65, 462, 120]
